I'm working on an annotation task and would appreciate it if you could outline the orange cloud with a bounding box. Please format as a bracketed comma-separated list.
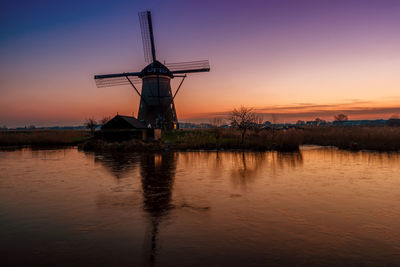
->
[181, 100, 400, 123]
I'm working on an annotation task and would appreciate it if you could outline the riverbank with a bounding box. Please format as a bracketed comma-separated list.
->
[1, 127, 400, 152]
[78, 129, 301, 152]
[0, 130, 90, 147]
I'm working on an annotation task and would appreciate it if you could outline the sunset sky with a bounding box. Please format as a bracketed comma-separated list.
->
[1, 0, 399, 127]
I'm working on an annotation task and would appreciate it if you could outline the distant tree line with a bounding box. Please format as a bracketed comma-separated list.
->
[387, 118, 400, 126]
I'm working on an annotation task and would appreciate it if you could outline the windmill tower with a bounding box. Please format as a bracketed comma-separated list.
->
[94, 11, 210, 130]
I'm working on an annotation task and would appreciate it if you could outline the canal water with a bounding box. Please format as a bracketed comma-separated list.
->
[0, 146, 399, 266]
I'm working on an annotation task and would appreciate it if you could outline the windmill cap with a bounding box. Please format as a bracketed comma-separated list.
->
[139, 60, 173, 78]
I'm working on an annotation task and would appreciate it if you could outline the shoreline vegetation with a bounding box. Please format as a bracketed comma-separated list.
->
[1, 126, 399, 152]
[0, 130, 90, 148]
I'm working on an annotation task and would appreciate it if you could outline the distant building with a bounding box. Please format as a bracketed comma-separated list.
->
[332, 119, 386, 126]
[199, 123, 214, 128]
[387, 118, 400, 126]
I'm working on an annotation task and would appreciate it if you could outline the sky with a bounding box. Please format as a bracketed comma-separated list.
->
[1, 0, 399, 127]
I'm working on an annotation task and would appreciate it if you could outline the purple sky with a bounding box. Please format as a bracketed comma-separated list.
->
[1, 0, 400, 126]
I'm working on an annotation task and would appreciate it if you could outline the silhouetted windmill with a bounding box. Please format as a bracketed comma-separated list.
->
[94, 11, 210, 130]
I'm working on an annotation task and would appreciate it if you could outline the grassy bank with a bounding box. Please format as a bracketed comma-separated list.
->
[161, 126, 400, 152]
[3, 127, 399, 152]
[79, 129, 301, 152]
[301, 126, 400, 151]
[163, 129, 301, 151]
[0, 130, 90, 147]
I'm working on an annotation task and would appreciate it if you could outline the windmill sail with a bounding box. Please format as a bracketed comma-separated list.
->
[95, 75, 142, 88]
[139, 11, 156, 63]
[166, 60, 210, 74]
[94, 72, 141, 88]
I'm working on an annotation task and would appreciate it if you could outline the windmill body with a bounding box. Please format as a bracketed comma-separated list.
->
[94, 11, 210, 130]
[138, 61, 177, 129]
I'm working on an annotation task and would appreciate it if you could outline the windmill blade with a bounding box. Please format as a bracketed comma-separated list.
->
[94, 73, 141, 88]
[95, 77, 142, 88]
[94, 72, 141, 79]
[139, 11, 156, 63]
[166, 60, 210, 74]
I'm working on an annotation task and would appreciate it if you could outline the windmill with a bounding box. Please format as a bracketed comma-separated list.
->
[94, 11, 210, 130]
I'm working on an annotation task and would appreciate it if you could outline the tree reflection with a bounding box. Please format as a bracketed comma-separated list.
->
[230, 152, 266, 187]
[230, 151, 304, 186]
[275, 152, 303, 169]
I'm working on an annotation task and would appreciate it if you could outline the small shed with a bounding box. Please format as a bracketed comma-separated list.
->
[102, 115, 146, 130]
[98, 115, 151, 141]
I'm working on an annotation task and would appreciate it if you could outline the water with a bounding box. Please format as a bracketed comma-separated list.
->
[0, 146, 399, 266]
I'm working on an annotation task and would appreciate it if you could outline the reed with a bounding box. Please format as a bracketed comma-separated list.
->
[5, 127, 398, 152]
[301, 126, 400, 151]
[0, 130, 90, 147]
[163, 129, 301, 151]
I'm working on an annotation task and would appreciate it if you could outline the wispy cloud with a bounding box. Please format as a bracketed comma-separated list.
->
[182, 100, 400, 123]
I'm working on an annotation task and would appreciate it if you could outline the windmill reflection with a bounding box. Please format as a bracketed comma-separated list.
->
[231, 152, 266, 187]
[140, 152, 176, 267]
[230, 151, 304, 186]
[94, 152, 139, 179]
[92, 151, 176, 267]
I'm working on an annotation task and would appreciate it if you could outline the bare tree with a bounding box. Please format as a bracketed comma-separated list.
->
[229, 106, 257, 145]
[85, 118, 98, 135]
[334, 114, 348, 122]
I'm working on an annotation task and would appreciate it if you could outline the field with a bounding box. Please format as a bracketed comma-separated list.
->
[0, 130, 90, 147]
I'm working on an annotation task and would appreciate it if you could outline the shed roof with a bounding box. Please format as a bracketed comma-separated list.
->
[102, 115, 146, 130]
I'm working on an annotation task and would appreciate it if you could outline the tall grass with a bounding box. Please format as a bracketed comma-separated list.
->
[162, 126, 400, 152]
[0, 130, 90, 147]
[5, 127, 397, 152]
[163, 129, 301, 151]
[301, 126, 400, 151]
